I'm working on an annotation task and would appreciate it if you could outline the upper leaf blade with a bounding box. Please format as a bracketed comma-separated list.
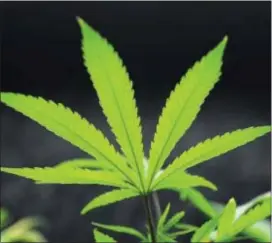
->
[0, 93, 138, 187]
[147, 37, 228, 187]
[81, 188, 139, 215]
[77, 18, 145, 188]
[93, 229, 116, 243]
[155, 126, 271, 186]
[0, 167, 127, 188]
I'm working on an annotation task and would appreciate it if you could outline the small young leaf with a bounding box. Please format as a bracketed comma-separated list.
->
[157, 203, 171, 230]
[155, 126, 271, 186]
[0, 167, 127, 188]
[242, 220, 271, 242]
[164, 211, 185, 231]
[78, 18, 145, 190]
[55, 158, 110, 170]
[216, 198, 237, 241]
[175, 223, 198, 231]
[170, 228, 197, 237]
[157, 231, 177, 243]
[179, 188, 217, 218]
[147, 36, 228, 188]
[92, 222, 146, 240]
[81, 188, 139, 214]
[230, 197, 271, 237]
[0, 93, 138, 187]
[235, 192, 271, 219]
[191, 216, 219, 243]
[153, 172, 217, 192]
[93, 228, 116, 243]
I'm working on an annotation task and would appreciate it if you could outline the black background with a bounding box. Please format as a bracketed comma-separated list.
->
[1, 2, 271, 242]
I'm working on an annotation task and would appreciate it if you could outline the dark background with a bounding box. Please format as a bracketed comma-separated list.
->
[1, 1, 271, 242]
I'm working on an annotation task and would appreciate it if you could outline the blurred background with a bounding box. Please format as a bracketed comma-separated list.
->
[1, 1, 271, 242]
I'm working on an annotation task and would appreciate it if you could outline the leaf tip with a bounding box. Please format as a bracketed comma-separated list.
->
[80, 207, 88, 215]
[76, 16, 84, 26]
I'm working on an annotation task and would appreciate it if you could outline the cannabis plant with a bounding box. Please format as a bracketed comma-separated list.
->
[0, 207, 47, 242]
[1, 17, 271, 242]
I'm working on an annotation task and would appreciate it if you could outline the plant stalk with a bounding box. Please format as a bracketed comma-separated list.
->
[152, 192, 162, 221]
[143, 194, 157, 243]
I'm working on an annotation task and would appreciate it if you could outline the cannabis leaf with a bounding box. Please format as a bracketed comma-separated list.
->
[0, 93, 138, 187]
[191, 216, 219, 242]
[229, 197, 271, 238]
[78, 18, 145, 191]
[146, 36, 228, 188]
[1, 17, 271, 242]
[184, 189, 271, 242]
[156, 203, 193, 242]
[216, 198, 237, 241]
[153, 126, 271, 189]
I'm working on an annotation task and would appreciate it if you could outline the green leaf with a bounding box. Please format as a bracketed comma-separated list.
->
[0, 167, 128, 188]
[77, 18, 145, 190]
[230, 197, 271, 237]
[164, 211, 185, 231]
[216, 198, 237, 241]
[155, 126, 271, 188]
[147, 36, 228, 188]
[191, 216, 219, 243]
[55, 158, 110, 170]
[81, 188, 139, 214]
[93, 229, 116, 243]
[235, 192, 271, 219]
[170, 227, 197, 237]
[242, 220, 271, 242]
[157, 203, 171, 230]
[153, 172, 217, 192]
[179, 188, 217, 218]
[92, 222, 146, 240]
[157, 231, 177, 243]
[175, 223, 198, 231]
[0, 93, 138, 187]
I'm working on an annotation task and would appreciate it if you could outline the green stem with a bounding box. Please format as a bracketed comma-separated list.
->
[152, 192, 162, 221]
[143, 194, 156, 243]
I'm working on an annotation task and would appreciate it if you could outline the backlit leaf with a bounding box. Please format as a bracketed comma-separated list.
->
[155, 126, 271, 187]
[147, 36, 228, 188]
[78, 18, 145, 190]
[0, 93, 138, 187]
